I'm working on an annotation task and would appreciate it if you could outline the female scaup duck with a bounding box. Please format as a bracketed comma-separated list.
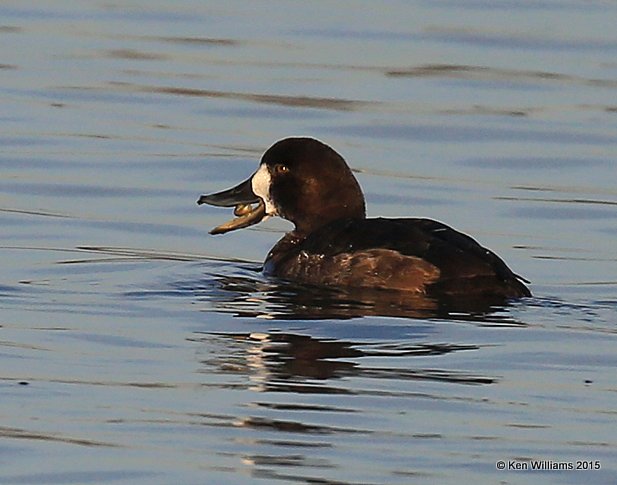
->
[198, 137, 531, 299]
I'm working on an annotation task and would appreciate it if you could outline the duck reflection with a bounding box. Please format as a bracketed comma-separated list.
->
[195, 331, 496, 387]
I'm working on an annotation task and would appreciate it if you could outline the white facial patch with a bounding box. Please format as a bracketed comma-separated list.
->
[251, 164, 277, 216]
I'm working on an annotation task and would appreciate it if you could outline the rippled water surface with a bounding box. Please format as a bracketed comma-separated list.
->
[1, 1, 616, 484]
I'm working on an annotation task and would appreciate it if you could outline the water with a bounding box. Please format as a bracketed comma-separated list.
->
[1, 1, 616, 484]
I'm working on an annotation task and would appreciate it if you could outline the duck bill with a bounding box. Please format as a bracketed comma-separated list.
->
[197, 177, 258, 207]
[197, 176, 267, 235]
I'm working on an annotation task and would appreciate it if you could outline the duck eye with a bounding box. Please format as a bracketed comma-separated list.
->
[273, 163, 289, 175]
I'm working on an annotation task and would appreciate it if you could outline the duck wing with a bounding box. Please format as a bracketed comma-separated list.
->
[299, 217, 530, 297]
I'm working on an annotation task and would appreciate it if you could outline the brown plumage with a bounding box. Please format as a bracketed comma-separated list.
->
[198, 137, 531, 300]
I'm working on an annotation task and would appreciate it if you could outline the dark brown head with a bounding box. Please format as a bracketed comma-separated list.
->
[198, 137, 366, 235]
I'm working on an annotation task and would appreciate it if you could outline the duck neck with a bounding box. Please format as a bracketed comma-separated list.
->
[292, 198, 366, 235]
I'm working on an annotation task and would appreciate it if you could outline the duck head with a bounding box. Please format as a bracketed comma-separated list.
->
[198, 137, 366, 235]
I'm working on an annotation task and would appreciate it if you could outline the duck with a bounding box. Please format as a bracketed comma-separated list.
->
[198, 137, 531, 300]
